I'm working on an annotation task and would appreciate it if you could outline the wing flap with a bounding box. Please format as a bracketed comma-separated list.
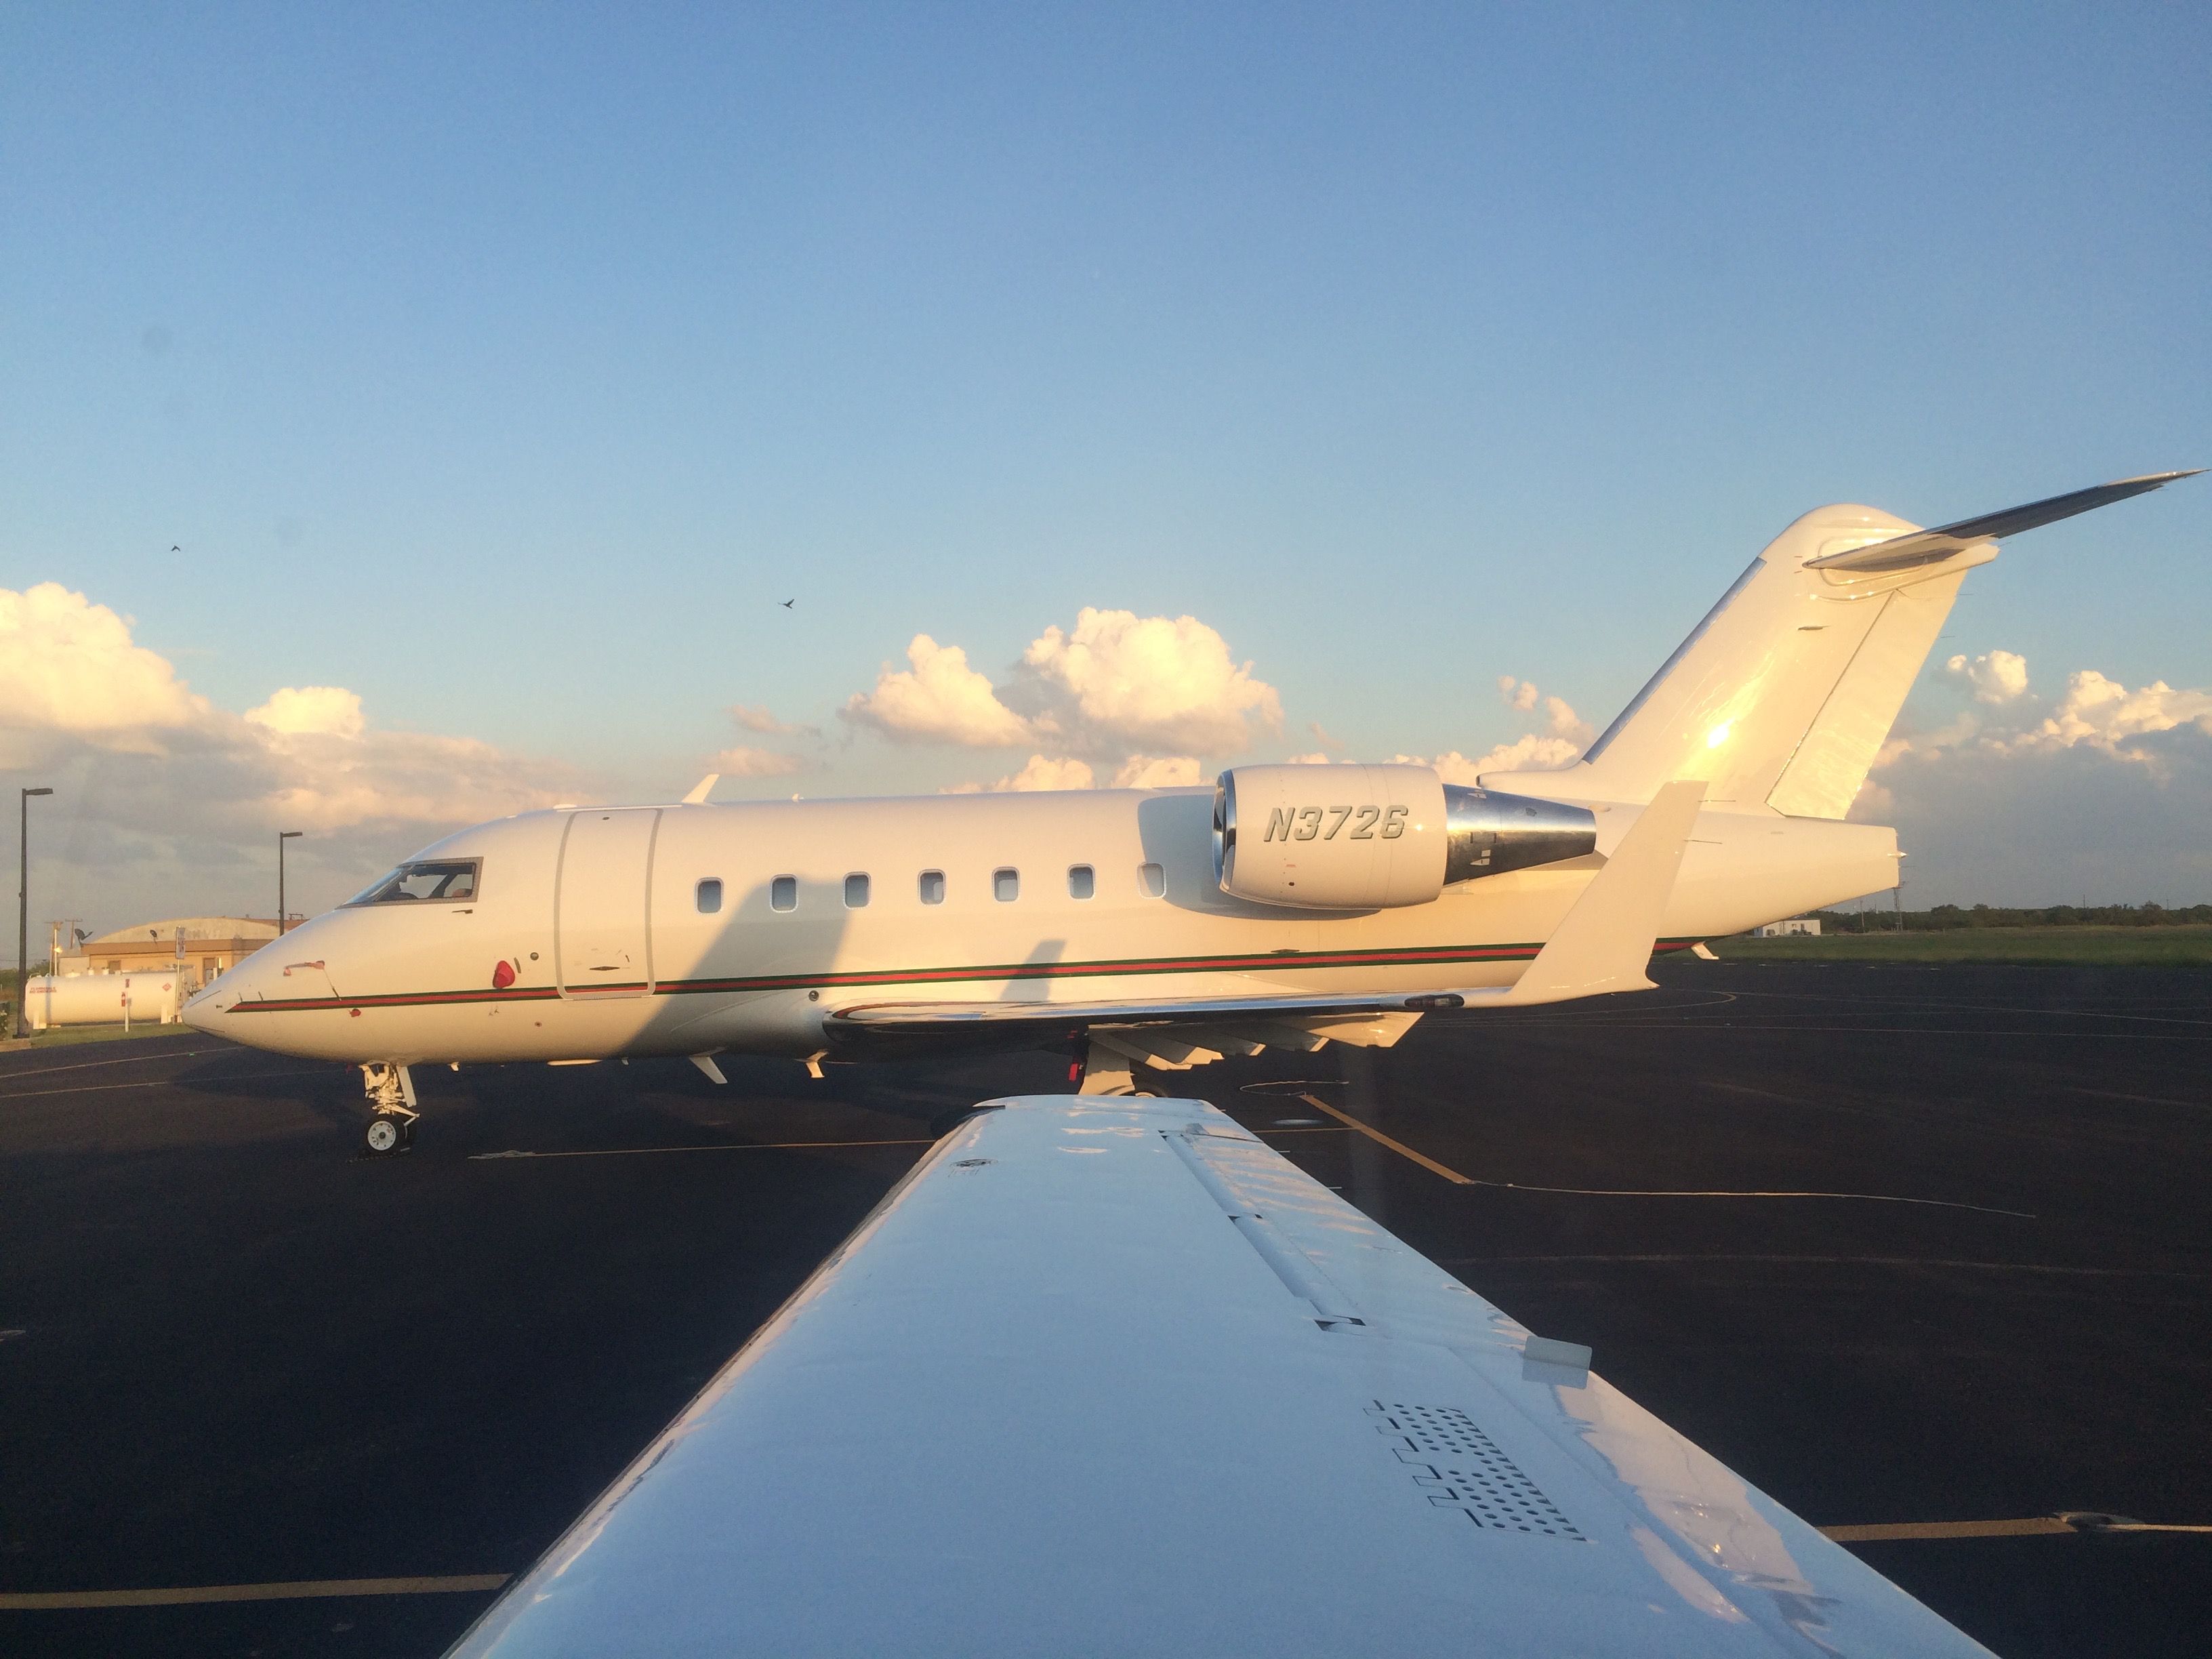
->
[450, 1096, 1994, 1658]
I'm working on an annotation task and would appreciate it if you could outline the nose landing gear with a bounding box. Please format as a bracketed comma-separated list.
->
[361, 1062, 419, 1156]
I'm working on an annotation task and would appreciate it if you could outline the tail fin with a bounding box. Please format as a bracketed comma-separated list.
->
[1482, 472, 2200, 816]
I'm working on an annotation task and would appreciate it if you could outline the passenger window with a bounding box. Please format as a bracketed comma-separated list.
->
[1139, 862, 1165, 898]
[919, 869, 945, 905]
[696, 878, 723, 914]
[771, 876, 797, 912]
[994, 867, 1019, 903]
[1067, 864, 1094, 900]
[844, 872, 870, 908]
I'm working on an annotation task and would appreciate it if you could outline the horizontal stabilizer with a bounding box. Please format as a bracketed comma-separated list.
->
[1806, 470, 2202, 575]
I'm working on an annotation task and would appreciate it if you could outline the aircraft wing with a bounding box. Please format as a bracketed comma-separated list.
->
[827, 985, 1444, 1069]
[449, 1093, 1992, 1658]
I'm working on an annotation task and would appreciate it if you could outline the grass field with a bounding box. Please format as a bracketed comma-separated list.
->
[1714, 924, 2212, 966]
[0, 1021, 184, 1054]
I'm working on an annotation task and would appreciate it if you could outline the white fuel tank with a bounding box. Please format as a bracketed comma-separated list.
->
[1213, 764, 1448, 910]
[22, 972, 182, 1030]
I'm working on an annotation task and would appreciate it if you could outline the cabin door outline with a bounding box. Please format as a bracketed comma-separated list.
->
[555, 808, 661, 998]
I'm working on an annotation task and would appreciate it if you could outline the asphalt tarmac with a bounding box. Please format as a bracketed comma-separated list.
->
[2, 961, 2207, 1657]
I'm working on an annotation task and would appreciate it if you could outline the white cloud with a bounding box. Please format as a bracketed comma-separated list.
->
[1943, 650, 2030, 705]
[2034, 669, 2212, 751]
[0, 583, 207, 760]
[1402, 733, 1586, 784]
[1387, 680, 1593, 784]
[1110, 754, 1204, 789]
[1283, 751, 1333, 765]
[247, 686, 366, 739]
[729, 702, 811, 736]
[2, 581, 586, 920]
[998, 754, 1097, 791]
[1875, 653, 2212, 773]
[841, 634, 1036, 747]
[1856, 649, 2212, 901]
[711, 745, 808, 777]
[1014, 607, 1281, 756]
[844, 608, 1280, 768]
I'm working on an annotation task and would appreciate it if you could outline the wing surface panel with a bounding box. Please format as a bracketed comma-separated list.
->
[450, 1097, 1992, 1658]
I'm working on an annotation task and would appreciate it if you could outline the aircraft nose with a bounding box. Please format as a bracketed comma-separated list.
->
[180, 980, 235, 1033]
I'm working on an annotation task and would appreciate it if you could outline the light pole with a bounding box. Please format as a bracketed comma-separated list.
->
[16, 787, 53, 1040]
[277, 831, 302, 937]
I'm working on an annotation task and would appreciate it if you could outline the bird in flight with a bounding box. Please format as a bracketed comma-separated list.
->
[171, 544, 180, 552]
[781, 598, 795, 609]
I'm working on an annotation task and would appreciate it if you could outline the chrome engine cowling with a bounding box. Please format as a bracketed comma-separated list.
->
[1441, 785, 1597, 882]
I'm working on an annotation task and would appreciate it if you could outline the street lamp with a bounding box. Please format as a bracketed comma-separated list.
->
[277, 831, 303, 937]
[16, 787, 54, 1040]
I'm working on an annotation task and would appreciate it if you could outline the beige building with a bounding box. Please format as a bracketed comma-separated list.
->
[58, 917, 283, 994]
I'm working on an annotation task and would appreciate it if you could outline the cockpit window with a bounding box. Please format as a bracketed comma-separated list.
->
[345, 859, 483, 906]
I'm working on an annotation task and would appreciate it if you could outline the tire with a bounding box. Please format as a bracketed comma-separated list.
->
[365, 1115, 403, 1155]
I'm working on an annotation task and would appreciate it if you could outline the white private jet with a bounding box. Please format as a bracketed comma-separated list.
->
[185, 472, 2196, 1160]
[193, 472, 2191, 1656]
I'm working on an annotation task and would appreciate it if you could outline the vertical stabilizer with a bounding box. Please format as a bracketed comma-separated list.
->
[1480, 472, 2198, 815]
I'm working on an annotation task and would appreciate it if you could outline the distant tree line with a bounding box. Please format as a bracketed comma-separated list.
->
[1811, 903, 2212, 932]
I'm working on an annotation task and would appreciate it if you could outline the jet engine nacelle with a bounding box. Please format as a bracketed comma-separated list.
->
[1213, 764, 1449, 909]
[1214, 764, 1602, 911]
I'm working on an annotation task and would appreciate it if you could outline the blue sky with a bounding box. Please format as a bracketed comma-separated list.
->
[3, 3, 2208, 918]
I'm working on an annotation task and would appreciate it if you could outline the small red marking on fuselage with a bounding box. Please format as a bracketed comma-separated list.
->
[492, 960, 517, 991]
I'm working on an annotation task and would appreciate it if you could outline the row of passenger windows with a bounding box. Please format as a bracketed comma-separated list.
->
[693, 863, 1165, 914]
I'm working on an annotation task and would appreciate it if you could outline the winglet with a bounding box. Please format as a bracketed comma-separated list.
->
[682, 774, 720, 805]
[1497, 781, 1706, 1006]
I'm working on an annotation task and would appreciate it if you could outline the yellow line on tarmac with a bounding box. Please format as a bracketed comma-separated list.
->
[1297, 1093, 1475, 1185]
[470, 1137, 933, 1160]
[0, 1574, 509, 1609]
[1821, 1518, 2075, 1542]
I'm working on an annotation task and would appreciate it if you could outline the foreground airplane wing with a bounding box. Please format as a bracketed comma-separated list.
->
[447, 1093, 1992, 1658]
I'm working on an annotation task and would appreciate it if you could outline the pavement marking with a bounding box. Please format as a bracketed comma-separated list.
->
[1437, 1254, 2198, 1278]
[1296, 1094, 1475, 1185]
[1288, 1093, 2030, 1213]
[1822, 1517, 2212, 1542]
[470, 1137, 933, 1160]
[0, 1067, 330, 1103]
[1822, 1518, 2076, 1542]
[1724, 988, 2212, 1029]
[0, 1574, 510, 1609]
[1306, 1094, 2037, 1215]
[0, 1046, 238, 1082]
[2068, 1086, 2208, 1111]
[1453, 1019, 2212, 1040]
[1437, 1175, 2033, 1216]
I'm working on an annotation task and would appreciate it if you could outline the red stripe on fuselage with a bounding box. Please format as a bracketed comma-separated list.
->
[224, 938, 1698, 1016]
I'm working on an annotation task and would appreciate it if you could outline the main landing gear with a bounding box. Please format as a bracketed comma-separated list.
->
[361, 1061, 419, 1156]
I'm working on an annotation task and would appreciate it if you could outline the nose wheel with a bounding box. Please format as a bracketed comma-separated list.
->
[360, 1062, 420, 1158]
[364, 1113, 414, 1155]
